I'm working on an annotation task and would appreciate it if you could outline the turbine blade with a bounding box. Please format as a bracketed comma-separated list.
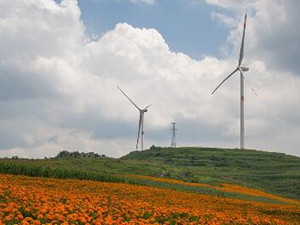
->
[211, 68, 239, 95]
[238, 14, 247, 66]
[136, 113, 142, 149]
[248, 85, 258, 96]
[239, 69, 258, 96]
[144, 98, 165, 109]
[118, 86, 141, 110]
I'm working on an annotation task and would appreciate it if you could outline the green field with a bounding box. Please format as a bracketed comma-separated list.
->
[0, 147, 299, 202]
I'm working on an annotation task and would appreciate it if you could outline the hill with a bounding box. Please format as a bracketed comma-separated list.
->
[122, 147, 300, 200]
[0, 147, 299, 201]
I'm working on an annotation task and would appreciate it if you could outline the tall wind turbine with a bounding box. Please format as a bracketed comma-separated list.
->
[118, 86, 161, 150]
[211, 14, 249, 149]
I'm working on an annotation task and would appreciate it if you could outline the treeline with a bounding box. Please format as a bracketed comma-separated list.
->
[56, 150, 106, 158]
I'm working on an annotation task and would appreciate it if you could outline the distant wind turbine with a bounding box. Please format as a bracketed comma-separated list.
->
[118, 86, 162, 150]
[211, 14, 250, 149]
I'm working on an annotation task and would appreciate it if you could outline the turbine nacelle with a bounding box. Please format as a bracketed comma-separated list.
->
[240, 67, 249, 72]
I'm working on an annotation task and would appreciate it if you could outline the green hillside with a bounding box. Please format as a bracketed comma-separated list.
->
[123, 147, 300, 199]
[0, 147, 299, 201]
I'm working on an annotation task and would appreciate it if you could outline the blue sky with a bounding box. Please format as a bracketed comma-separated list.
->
[77, 0, 230, 59]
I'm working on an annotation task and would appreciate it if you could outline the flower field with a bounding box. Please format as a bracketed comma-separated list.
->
[127, 175, 299, 205]
[0, 174, 299, 224]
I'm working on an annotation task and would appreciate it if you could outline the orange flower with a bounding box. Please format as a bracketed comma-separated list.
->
[0, 174, 299, 225]
[4, 216, 11, 222]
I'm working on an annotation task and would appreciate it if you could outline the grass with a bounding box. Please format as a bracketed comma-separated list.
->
[0, 146, 299, 201]
[122, 147, 300, 200]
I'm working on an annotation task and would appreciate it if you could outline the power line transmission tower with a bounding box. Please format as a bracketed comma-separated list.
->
[170, 122, 177, 148]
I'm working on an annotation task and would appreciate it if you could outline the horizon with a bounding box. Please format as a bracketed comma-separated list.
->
[2, 146, 299, 159]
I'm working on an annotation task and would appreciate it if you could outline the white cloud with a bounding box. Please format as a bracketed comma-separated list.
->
[0, 0, 299, 158]
[129, 0, 156, 5]
[205, 0, 257, 9]
[90, 0, 156, 5]
[211, 12, 236, 28]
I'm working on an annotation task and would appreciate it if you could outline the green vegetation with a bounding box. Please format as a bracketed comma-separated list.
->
[56, 150, 105, 158]
[0, 161, 291, 205]
[123, 147, 300, 200]
[0, 147, 299, 202]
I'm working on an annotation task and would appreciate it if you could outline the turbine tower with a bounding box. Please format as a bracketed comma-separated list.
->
[211, 14, 248, 149]
[118, 86, 161, 150]
[170, 122, 177, 148]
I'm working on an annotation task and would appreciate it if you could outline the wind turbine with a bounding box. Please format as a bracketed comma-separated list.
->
[118, 86, 161, 150]
[211, 14, 249, 149]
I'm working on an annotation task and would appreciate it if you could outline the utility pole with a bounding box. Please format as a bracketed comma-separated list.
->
[170, 122, 177, 148]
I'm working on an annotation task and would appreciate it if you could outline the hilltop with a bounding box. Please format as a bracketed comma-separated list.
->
[0, 147, 299, 201]
[122, 147, 300, 200]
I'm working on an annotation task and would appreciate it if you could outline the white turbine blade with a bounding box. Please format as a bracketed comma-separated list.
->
[211, 68, 239, 95]
[239, 69, 258, 96]
[144, 98, 165, 109]
[238, 14, 247, 66]
[248, 85, 258, 96]
[118, 86, 141, 110]
[136, 113, 142, 149]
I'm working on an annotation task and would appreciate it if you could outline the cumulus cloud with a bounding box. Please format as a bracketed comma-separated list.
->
[205, 0, 257, 9]
[211, 12, 236, 28]
[0, 0, 299, 158]
[129, 0, 156, 5]
[207, 0, 300, 74]
[90, 0, 156, 5]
